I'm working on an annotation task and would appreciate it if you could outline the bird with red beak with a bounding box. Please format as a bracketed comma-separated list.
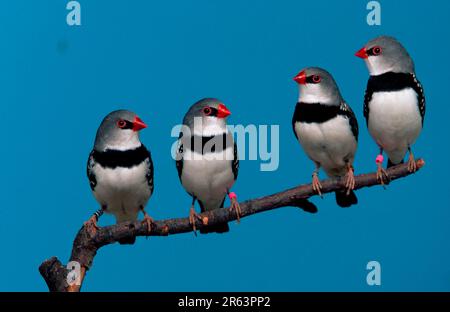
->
[292, 67, 359, 208]
[355, 36, 425, 185]
[85, 110, 154, 244]
[175, 98, 241, 234]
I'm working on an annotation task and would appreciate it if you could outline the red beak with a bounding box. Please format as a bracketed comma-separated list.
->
[293, 70, 306, 85]
[132, 116, 147, 131]
[355, 47, 368, 59]
[216, 103, 231, 118]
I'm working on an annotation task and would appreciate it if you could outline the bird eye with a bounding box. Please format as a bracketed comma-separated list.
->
[372, 46, 382, 55]
[117, 120, 127, 128]
[312, 75, 321, 83]
[203, 107, 212, 116]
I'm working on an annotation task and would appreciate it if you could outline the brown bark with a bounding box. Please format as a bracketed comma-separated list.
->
[39, 159, 425, 292]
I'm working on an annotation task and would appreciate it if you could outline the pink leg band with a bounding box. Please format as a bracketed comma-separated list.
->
[228, 192, 237, 200]
[375, 154, 384, 164]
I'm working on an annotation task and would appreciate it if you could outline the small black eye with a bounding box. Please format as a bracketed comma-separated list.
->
[203, 107, 212, 116]
[117, 120, 126, 128]
[372, 46, 382, 55]
[312, 75, 321, 83]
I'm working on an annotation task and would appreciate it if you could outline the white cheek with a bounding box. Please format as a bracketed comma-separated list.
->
[106, 131, 141, 151]
[298, 85, 334, 104]
[366, 56, 392, 76]
[192, 116, 227, 136]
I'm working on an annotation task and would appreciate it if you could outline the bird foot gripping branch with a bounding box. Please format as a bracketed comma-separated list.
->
[375, 154, 390, 186]
[344, 165, 356, 196]
[189, 206, 206, 235]
[311, 172, 323, 198]
[228, 192, 242, 223]
[141, 210, 154, 235]
[407, 152, 418, 173]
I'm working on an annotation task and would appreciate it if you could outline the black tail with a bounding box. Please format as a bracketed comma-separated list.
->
[200, 222, 230, 234]
[297, 199, 318, 214]
[335, 190, 358, 208]
[387, 158, 404, 169]
[118, 236, 136, 245]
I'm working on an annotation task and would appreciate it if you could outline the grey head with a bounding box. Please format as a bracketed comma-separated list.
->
[355, 35, 415, 76]
[182, 98, 231, 136]
[94, 109, 147, 151]
[293, 67, 343, 105]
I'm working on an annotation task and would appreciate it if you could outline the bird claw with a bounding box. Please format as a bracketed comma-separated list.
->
[84, 215, 99, 236]
[141, 211, 154, 235]
[344, 166, 355, 195]
[189, 207, 202, 235]
[376, 163, 390, 187]
[408, 153, 417, 173]
[229, 194, 242, 223]
[312, 173, 323, 197]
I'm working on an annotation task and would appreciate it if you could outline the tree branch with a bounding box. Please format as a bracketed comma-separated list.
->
[39, 159, 425, 292]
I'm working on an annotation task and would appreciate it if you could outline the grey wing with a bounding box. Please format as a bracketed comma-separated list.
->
[87, 150, 97, 191]
[340, 102, 359, 141]
[232, 142, 239, 180]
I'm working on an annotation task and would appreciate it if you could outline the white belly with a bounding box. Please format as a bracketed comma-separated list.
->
[368, 88, 422, 163]
[295, 115, 357, 177]
[92, 161, 152, 223]
[181, 147, 235, 211]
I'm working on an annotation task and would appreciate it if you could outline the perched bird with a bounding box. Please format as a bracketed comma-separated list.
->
[85, 110, 154, 244]
[355, 36, 425, 183]
[175, 98, 240, 234]
[293, 67, 359, 207]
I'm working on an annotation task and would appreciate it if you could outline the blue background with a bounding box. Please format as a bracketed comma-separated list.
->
[1, 0, 448, 291]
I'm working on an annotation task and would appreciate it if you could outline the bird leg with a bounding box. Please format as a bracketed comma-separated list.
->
[407, 147, 417, 173]
[189, 198, 202, 235]
[189, 207, 203, 235]
[344, 163, 355, 195]
[375, 153, 389, 186]
[312, 164, 323, 197]
[228, 191, 241, 223]
[84, 208, 103, 236]
[140, 207, 154, 234]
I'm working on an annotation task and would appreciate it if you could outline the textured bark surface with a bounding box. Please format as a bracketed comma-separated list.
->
[39, 159, 425, 292]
